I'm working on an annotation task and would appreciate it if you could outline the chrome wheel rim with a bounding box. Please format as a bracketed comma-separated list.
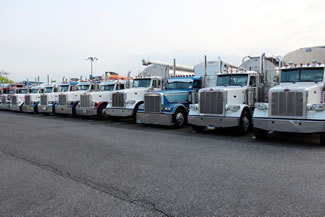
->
[242, 116, 250, 131]
[176, 112, 184, 126]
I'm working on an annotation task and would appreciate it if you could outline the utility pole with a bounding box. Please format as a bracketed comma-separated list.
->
[86, 57, 98, 79]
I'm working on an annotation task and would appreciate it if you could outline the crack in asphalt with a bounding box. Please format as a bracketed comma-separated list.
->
[0, 150, 171, 217]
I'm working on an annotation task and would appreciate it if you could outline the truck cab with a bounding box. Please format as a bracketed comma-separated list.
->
[106, 76, 163, 121]
[76, 80, 127, 119]
[189, 70, 259, 134]
[22, 85, 45, 113]
[10, 87, 30, 112]
[38, 83, 59, 114]
[136, 75, 202, 127]
[55, 81, 98, 115]
[0, 86, 10, 109]
[253, 62, 325, 144]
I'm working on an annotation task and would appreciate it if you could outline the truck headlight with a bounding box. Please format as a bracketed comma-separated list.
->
[126, 100, 136, 105]
[227, 105, 240, 111]
[107, 100, 112, 105]
[139, 104, 144, 110]
[164, 106, 172, 111]
[255, 103, 268, 110]
[189, 104, 198, 111]
[311, 104, 325, 111]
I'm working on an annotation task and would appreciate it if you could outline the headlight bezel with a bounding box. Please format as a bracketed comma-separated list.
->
[255, 103, 268, 110]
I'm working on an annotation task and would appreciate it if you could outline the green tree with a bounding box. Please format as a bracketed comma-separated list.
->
[0, 76, 14, 84]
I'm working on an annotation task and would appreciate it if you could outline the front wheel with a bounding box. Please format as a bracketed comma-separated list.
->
[237, 110, 251, 135]
[254, 128, 268, 139]
[97, 104, 107, 120]
[173, 109, 187, 128]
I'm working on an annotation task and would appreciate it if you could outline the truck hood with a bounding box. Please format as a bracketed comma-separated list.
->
[270, 83, 322, 92]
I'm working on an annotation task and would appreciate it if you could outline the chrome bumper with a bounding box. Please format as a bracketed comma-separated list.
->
[106, 108, 133, 117]
[0, 104, 10, 110]
[22, 105, 36, 113]
[9, 105, 22, 111]
[188, 115, 240, 128]
[253, 118, 325, 133]
[55, 106, 73, 115]
[38, 105, 54, 114]
[76, 107, 97, 116]
[136, 112, 173, 126]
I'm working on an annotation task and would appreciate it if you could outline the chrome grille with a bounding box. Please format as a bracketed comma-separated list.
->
[11, 96, 17, 105]
[2, 95, 7, 104]
[25, 95, 31, 106]
[144, 95, 161, 113]
[58, 94, 67, 106]
[271, 92, 304, 117]
[199, 91, 224, 114]
[80, 94, 91, 107]
[40, 95, 48, 105]
[112, 93, 125, 107]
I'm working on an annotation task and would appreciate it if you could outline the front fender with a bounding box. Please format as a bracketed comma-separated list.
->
[96, 101, 108, 109]
[225, 104, 250, 117]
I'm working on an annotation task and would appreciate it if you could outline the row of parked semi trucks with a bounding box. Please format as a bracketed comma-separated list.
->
[1, 47, 325, 144]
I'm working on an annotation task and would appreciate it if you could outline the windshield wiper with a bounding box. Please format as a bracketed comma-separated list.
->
[300, 80, 319, 83]
[281, 80, 296, 83]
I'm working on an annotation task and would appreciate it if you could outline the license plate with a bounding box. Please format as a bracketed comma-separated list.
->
[42, 107, 46, 111]
[83, 110, 87, 114]
[207, 125, 215, 130]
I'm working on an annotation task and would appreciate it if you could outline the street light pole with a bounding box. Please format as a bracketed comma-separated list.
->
[86, 57, 98, 79]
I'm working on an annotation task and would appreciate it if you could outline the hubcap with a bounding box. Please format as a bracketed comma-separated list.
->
[176, 112, 184, 126]
[242, 116, 250, 131]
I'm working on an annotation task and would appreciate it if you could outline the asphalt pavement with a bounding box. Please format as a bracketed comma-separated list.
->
[0, 111, 324, 216]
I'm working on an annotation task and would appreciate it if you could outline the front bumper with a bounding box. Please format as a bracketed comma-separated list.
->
[0, 104, 10, 110]
[136, 112, 173, 126]
[76, 107, 97, 116]
[55, 106, 73, 115]
[253, 118, 325, 133]
[188, 115, 240, 128]
[38, 105, 54, 114]
[22, 105, 37, 113]
[9, 104, 22, 111]
[106, 108, 133, 117]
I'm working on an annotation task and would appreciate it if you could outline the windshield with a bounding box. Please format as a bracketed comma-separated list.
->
[132, 79, 151, 88]
[281, 68, 324, 83]
[31, 89, 39, 94]
[166, 81, 192, 89]
[9, 90, 15, 94]
[79, 85, 90, 91]
[59, 85, 69, 92]
[217, 74, 248, 86]
[20, 89, 28, 94]
[100, 84, 115, 91]
[45, 87, 53, 93]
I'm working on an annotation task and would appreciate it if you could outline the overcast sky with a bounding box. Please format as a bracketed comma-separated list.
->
[1, 0, 324, 82]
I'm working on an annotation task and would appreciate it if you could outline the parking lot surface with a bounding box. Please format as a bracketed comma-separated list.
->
[0, 111, 324, 216]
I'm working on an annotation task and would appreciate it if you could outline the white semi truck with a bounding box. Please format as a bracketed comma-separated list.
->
[189, 54, 280, 135]
[253, 61, 325, 144]
[10, 87, 30, 112]
[55, 81, 98, 116]
[22, 85, 45, 113]
[76, 80, 128, 119]
[38, 83, 59, 114]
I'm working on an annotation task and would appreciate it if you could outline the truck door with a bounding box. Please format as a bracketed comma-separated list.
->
[247, 76, 256, 106]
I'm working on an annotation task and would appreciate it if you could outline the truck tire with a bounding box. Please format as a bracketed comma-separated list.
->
[192, 125, 205, 132]
[320, 133, 325, 145]
[254, 128, 268, 139]
[237, 110, 251, 135]
[97, 104, 107, 120]
[173, 108, 187, 128]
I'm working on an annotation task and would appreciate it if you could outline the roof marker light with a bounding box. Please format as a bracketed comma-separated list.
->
[294, 64, 297, 67]
[307, 63, 310, 66]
